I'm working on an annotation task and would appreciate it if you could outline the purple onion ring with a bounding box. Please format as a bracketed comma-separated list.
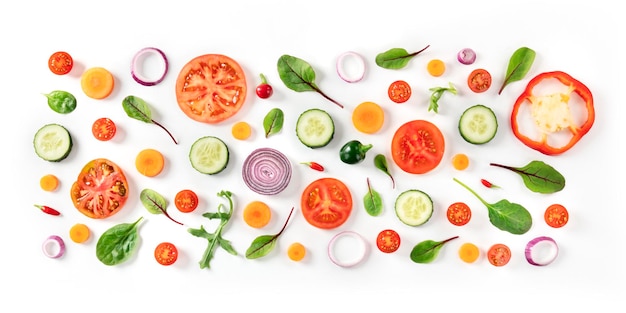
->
[131, 47, 169, 86]
[242, 148, 292, 195]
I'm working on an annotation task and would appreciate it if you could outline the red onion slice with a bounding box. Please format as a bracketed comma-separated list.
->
[42, 235, 65, 259]
[131, 47, 169, 86]
[336, 51, 366, 83]
[242, 148, 292, 195]
[525, 236, 559, 266]
[328, 231, 369, 268]
[457, 48, 476, 65]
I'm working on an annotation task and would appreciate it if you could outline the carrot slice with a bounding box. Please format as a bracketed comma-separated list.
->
[458, 242, 480, 263]
[287, 242, 306, 261]
[452, 153, 469, 171]
[40, 174, 59, 192]
[69, 223, 90, 243]
[135, 148, 165, 177]
[352, 101, 385, 134]
[81, 67, 115, 99]
[427, 59, 446, 77]
[243, 200, 272, 228]
[231, 121, 252, 140]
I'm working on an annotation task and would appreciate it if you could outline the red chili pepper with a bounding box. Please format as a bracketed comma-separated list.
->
[301, 161, 324, 172]
[481, 179, 500, 189]
[34, 204, 61, 216]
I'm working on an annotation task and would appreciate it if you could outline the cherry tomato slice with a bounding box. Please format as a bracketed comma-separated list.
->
[544, 204, 569, 228]
[388, 80, 412, 103]
[487, 243, 511, 267]
[468, 68, 492, 93]
[48, 51, 73, 75]
[92, 117, 117, 141]
[175, 189, 199, 213]
[446, 202, 472, 226]
[376, 229, 401, 253]
[154, 242, 178, 266]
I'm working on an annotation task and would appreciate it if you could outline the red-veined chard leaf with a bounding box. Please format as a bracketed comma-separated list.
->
[497, 47, 536, 95]
[245, 207, 294, 259]
[373, 154, 395, 188]
[263, 108, 284, 138]
[122, 95, 178, 144]
[277, 55, 344, 108]
[490, 160, 565, 194]
[363, 178, 383, 216]
[375, 45, 430, 69]
[410, 236, 458, 264]
[140, 188, 183, 225]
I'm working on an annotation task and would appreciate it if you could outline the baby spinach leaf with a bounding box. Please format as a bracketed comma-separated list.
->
[410, 236, 458, 264]
[497, 47, 536, 95]
[140, 188, 183, 225]
[122, 95, 178, 144]
[454, 178, 532, 235]
[263, 108, 284, 138]
[44, 90, 77, 114]
[428, 82, 457, 113]
[277, 55, 344, 108]
[375, 45, 430, 69]
[374, 154, 395, 188]
[363, 178, 383, 217]
[246, 207, 294, 259]
[490, 160, 565, 194]
[96, 217, 143, 266]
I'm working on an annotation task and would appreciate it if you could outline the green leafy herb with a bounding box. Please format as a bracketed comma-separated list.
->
[188, 190, 238, 269]
[410, 236, 458, 264]
[96, 217, 144, 266]
[497, 47, 536, 95]
[139, 188, 183, 225]
[277, 55, 344, 108]
[363, 177, 383, 217]
[44, 90, 77, 114]
[490, 160, 565, 194]
[453, 178, 532, 235]
[375, 45, 430, 69]
[373, 154, 395, 188]
[428, 82, 457, 113]
[263, 108, 284, 138]
[122, 95, 178, 144]
[245, 207, 295, 259]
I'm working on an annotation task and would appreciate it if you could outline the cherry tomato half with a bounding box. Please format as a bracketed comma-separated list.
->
[376, 229, 401, 253]
[544, 204, 569, 228]
[92, 117, 117, 141]
[175, 189, 199, 213]
[388, 80, 412, 103]
[446, 202, 472, 226]
[48, 51, 73, 75]
[154, 242, 178, 266]
[487, 243, 511, 267]
[467, 68, 492, 93]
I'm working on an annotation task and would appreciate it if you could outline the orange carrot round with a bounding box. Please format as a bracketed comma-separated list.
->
[40, 174, 59, 192]
[452, 153, 469, 170]
[243, 200, 272, 228]
[352, 101, 385, 134]
[135, 148, 165, 177]
[81, 67, 115, 99]
[427, 59, 446, 77]
[458, 242, 480, 263]
[69, 223, 90, 243]
[287, 242, 306, 261]
[231, 121, 252, 140]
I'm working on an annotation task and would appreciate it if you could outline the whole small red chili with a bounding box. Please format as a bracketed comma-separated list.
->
[301, 161, 324, 172]
[34, 204, 61, 216]
[481, 179, 500, 189]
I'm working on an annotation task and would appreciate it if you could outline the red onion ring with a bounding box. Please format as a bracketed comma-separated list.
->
[242, 148, 292, 195]
[336, 51, 365, 83]
[42, 235, 65, 259]
[131, 47, 169, 86]
[327, 231, 369, 268]
[525, 236, 559, 266]
[457, 48, 476, 65]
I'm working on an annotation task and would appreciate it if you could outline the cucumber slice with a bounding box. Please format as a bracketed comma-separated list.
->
[189, 136, 229, 174]
[394, 189, 433, 226]
[458, 104, 498, 144]
[296, 108, 335, 148]
[33, 124, 73, 162]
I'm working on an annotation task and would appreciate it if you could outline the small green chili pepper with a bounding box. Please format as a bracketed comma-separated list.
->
[339, 140, 373, 164]
[44, 90, 77, 114]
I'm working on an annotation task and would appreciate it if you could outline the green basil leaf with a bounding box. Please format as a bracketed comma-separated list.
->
[498, 47, 536, 94]
[487, 200, 533, 235]
[140, 188, 167, 214]
[363, 181, 383, 217]
[263, 108, 284, 138]
[491, 160, 565, 194]
[122, 95, 152, 123]
[277, 55, 318, 92]
[44, 90, 77, 114]
[245, 235, 277, 259]
[410, 236, 458, 264]
[96, 217, 143, 266]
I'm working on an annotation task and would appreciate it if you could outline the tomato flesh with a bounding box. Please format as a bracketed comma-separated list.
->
[544, 204, 569, 228]
[487, 244, 511, 267]
[468, 69, 492, 93]
[301, 178, 353, 229]
[376, 229, 401, 253]
[92, 117, 117, 141]
[154, 242, 178, 266]
[391, 120, 445, 174]
[446, 202, 471, 226]
[388, 80, 412, 103]
[48, 51, 73, 75]
[70, 158, 129, 219]
[175, 189, 199, 213]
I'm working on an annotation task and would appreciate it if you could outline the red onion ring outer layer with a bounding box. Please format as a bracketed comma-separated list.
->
[457, 48, 477, 65]
[131, 47, 169, 86]
[327, 231, 369, 268]
[525, 236, 559, 266]
[42, 235, 66, 259]
[242, 148, 292, 195]
[336, 51, 366, 83]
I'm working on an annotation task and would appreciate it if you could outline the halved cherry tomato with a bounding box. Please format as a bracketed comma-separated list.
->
[467, 68, 491, 93]
[376, 229, 401, 253]
[446, 202, 471, 226]
[388, 80, 412, 103]
[391, 120, 445, 174]
[92, 117, 117, 141]
[544, 204, 569, 228]
[70, 158, 129, 219]
[154, 242, 178, 266]
[175, 189, 199, 213]
[487, 243, 511, 267]
[48, 51, 73, 75]
[301, 178, 353, 229]
[175, 54, 247, 124]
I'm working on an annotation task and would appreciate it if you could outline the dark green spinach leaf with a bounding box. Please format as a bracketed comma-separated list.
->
[96, 217, 144, 266]
[44, 90, 77, 114]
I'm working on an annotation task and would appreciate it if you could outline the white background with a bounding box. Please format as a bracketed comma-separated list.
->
[1, 0, 623, 311]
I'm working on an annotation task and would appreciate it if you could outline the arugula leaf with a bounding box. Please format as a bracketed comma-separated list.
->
[428, 82, 457, 113]
[498, 47, 536, 95]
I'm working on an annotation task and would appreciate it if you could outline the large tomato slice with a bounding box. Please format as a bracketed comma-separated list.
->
[175, 54, 247, 124]
[70, 158, 129, 219]
[301, 178, 353, 229]
[391, 120, 445, 174]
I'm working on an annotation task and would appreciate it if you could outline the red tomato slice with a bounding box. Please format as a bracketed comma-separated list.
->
[391, 120, 445, 174]
[175, 54, 247, 124]
[376, 229, 401, 253]
[92, 117, 117, 141]
[468, 68, 492, 93]
[48, 51, 73, 75]
[70, 158, 129, 219]
[487, 244, 511, 267]
[175, 189, 199, 213]
[446, 202, 472, 226]
[544, 204, 569, 228]
[154, 242, 178, 266]
[301, 178, 353, 229]
[388, 80, 412, 103]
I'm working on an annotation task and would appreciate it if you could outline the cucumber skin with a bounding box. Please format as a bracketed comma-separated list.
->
[33, 124, 73, 162]
[296, 109, 335, 149]
[458, 104, 498, 145]
[394, 189, 434, 227]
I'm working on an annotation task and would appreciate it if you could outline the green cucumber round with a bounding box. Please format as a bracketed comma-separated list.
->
[33, 123, 73, 162]
[189, 136, 229, 174]
[394, 189, 434, 226]
[458, 104, 498, 144]
[296, 108, 335, 148]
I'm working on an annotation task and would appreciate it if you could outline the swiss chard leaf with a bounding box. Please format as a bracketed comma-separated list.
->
[373, 154, 395, 188]
[277, 55, 344, 108]
[375, 45, 430, 69]
[410, 236, 458, 264]
[363, 178, 383, 217]
[498, 47, 536, 95]
[490, 160, 565, 194]
[96, 217, 143, 266]
[122, 95, 178, 144]
[140, 188, 183, 225]
[245, 207, 294, 259]
[263, 108, 284, 138]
